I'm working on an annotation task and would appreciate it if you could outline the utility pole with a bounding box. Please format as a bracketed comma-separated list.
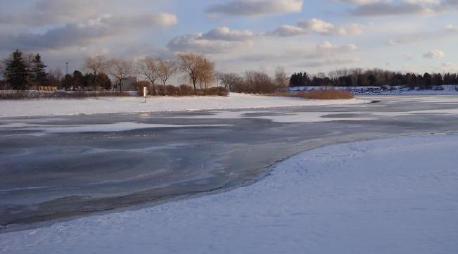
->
[65, 62, 69, 75]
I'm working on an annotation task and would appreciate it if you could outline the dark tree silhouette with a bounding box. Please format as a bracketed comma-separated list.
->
[4, 49, 29, 90]
[30, 54, 47, 86]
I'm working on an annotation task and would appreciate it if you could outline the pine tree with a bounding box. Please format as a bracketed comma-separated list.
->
[30, 54, 47, 86]
[5, 49, 29, 90]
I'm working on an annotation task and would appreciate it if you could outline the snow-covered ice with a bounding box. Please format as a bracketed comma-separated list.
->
[1, 135, 457, 254]
[0, 93, 368, 118]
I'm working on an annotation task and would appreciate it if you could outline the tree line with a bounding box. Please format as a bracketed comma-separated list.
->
[290, 69, 458, 89]
[2, 49, 457, 95]
[0, 50, 217, 95]
[217, 68, 289, 94]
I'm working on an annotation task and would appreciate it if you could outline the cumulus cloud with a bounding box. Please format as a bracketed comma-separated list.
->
[296, 57, 360, 68]
[0, 24, 107, 51]
[239, 41, 359, 64]
[316, 41, 358, 52]
[423, 49, 445, 59]
[0, 0, 179, 59]
[337, 0, 448, 16]
[0, 13, 178, 51]
[206, 0, 303, 16]
[202, 27, 256, 41]
[387, 25, 458, 45]
[271, 19, 363, 37]
[270, 25, 306, 37]
[0, 0, 105, 25]
[167, 27, 255, 54]
[96, 13, 178, 29]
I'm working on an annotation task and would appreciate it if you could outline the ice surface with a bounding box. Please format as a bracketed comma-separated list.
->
[0, 93, 368, 118]
[2, 135, 457, 254]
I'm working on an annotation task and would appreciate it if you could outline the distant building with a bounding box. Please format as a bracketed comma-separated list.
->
[115, 76, 137, 91]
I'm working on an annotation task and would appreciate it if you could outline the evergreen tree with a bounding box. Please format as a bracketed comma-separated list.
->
[30, 54, 47, 86]
[4, 49, 29, 90]
[368, 74, 377, 86]
[72, 70, 84, 90]
[423, 73, 432, 89]
[61, 74, 73, 90]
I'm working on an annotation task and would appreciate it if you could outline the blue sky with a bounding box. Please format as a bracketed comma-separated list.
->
[0, 0, 457, 75]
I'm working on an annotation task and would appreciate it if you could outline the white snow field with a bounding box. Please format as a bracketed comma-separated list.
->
[1, 135, 457, 254]
[0, 93, 367, 118]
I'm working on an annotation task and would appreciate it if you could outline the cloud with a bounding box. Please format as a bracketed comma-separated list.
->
[206, 0, 303, 17]
[167, 27, 255, 54]
[202, 27, 256, 41]
[0, 13, 178, 51]
[270, 25, 306, 36]
[445, 24, 458, 32]
[239, 41, 358, 63]
[337, 0, 446, 16]
[423, 49, 445, 59]
[387, 25, 458, 45]
[441, 62, 458, 72]
[0, 24, 107, 51]
[271, 19, 363, 37]
[295, 57, 360, 68]
[316, 41, 358, 52]
[338, 0, 380, 4]
[97, 13, 178, 29]
[0, 0, 104, 25]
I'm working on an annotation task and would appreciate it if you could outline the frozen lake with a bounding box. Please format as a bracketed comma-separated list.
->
[1, 96, 458, 230]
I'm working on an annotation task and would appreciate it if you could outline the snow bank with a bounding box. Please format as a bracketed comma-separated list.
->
[0, 93, 367, 118]
[2, 135, 457, 254]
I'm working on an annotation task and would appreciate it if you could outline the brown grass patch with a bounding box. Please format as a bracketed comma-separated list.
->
[268, 90, 353, 100]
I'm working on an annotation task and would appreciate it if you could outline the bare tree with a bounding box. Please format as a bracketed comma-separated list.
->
[178, 54, 216, 94]
[217, 73, 243, 91]
[243, 71, 276, 94]
[157, 59, 177, 95]
[179, 53, 213, 94]
[274, 67, 289, 88]
[85, 56, 107, 76]
[85, 55, 108, 92]
[107, 58, 132, 92]
[196, 58, 215, 92]
[138, 57, 160, 95]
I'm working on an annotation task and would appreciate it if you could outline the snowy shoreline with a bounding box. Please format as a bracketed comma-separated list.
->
[1, 134, 457, 254]
[0, 93, 368, 118]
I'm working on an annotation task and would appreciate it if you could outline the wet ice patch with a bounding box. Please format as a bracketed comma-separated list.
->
[176, 110, 374, 123]
[0, 122, 231, 134]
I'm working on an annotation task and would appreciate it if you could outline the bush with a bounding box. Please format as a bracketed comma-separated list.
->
[303, 90, 354, 100]
[138, 83, 228, 97]
[179, 85, 194, 96]
[147, 83, 229, 97]
[206, 87, 229, 96]
[166, 85, 180, 96]
[0, 90, 132, 100]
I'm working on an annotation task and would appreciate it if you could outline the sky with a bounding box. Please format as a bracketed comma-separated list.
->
[0, 0, 457, 75]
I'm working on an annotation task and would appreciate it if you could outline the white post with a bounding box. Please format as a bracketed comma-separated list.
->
[143, 86, 148, 103]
